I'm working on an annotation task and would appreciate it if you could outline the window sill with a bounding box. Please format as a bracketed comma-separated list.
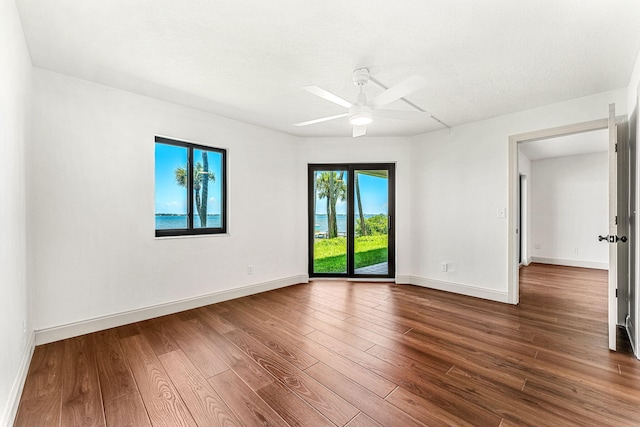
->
[155, 233, 230, 240]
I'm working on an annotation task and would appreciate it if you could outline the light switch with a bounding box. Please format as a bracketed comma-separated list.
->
[497, 208, 507, 219]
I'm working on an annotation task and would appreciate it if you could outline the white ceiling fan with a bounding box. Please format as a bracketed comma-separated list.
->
[294, 68, 431, 137]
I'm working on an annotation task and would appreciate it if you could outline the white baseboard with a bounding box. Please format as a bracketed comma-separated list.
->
[1, 331, 35, 427]
[530, 257, 608, 270]
[395, 274, 412, 285]
[399, 275, 509, 303]
[35, 275, 308, 345]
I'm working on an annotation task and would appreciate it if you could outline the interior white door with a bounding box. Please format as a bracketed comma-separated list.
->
[608, 103, 619, 351]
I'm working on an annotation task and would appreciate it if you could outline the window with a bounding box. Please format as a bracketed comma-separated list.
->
[155, 136, 227, 237]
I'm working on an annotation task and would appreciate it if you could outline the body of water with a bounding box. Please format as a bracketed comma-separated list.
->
[156, 213, 381, 231]
[156, 214, 222, 229]
[314, 214, 382, 233]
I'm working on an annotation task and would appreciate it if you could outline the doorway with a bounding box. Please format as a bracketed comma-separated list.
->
[508, 113, 633, 352]
[308, 163, 395, 278]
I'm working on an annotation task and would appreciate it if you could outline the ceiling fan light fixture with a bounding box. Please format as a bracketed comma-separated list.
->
[349, 111, 373, 126]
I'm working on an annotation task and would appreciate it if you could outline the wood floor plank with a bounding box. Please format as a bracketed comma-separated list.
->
[224, 327, 359, 425]
[119, 334, 197, 427]
[444, 365, 583, 427]
[219, 302, 319, 370]
[385, 386, 477, 427]
[344, 307, 412, 334]
[521, 376, 640, 426]
[186, 313, 275, 391]
[371, 331, 528, 391]
[225, 297, 316, 335]
[14, 390, 61, 427]
[344, 412, 384, 427]
[60, 335, 105, 427]
[226, 305, 397, 397]
[158, 350, 241, 426]
[253, 290, 318, 315]
[138, 316, 181, 356]
[271, 289, 352, 320]
[303, 311, 377, 351]
[256, 380, 335, 427]
[356, 342, 504, 425]
[19, 341, 64, 400]
[104, 392, 151, 427]
[94, 328, 137, 403]
[305, 362, 426, 427]
[197, 306, 237, 333]
[115, 322, 141, 339]
[523, 348, 640, 405]
[324, 312, 457, 375]
[208, 369, 289, 427]
[161, 315, 230, 378]
[307, 329, 447, 379]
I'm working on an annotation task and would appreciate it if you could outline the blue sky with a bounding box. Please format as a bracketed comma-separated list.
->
[314, 171, 388, 215]
[155, 143, 223, 215]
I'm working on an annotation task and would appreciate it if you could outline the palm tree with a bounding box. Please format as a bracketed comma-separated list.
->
[316, 171, 346, 238]
[175, 152, 215, 227]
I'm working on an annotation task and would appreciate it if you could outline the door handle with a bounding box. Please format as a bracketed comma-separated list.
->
[599, 235, 628, 243]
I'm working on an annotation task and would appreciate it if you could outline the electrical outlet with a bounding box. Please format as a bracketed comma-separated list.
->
[534, 243, 541, 250]
[573, 248, 579, 254]
[440, 262, 448, 272]
[247, 265, 253, 275]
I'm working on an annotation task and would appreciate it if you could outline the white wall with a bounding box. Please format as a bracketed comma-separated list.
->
[529, 152, 608, 269]
[28, 69, 304, 341]
[298, 137, 412, 277]
[410, 89, 626, 302]
[518, 152, 531, 265]
[0, 0, 32, 425]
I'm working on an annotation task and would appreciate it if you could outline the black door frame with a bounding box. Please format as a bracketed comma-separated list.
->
[308, 163, 396, 279]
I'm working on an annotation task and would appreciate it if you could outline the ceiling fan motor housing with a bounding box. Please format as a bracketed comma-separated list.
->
[352, 68, 370, 86]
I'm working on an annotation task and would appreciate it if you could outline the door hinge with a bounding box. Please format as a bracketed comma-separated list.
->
[615, 143, 618, 152]
[616, 288, 618, 298]
[615, 215, 618, 225]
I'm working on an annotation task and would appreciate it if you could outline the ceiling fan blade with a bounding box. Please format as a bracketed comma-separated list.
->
[353, 125, 367, 138]
[303, 86, 353, 108]
[373, 109, 432, 122]
[371, 75, 427, 109]
[294, 113, 348, 127]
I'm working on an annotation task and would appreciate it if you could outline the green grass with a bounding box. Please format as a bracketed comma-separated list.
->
[313, 235, 388, 273]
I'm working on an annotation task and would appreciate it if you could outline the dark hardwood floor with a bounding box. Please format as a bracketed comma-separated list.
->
[14, 263, 640, 426]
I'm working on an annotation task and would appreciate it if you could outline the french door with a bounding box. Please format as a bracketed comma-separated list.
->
[308, 163, 395, 278]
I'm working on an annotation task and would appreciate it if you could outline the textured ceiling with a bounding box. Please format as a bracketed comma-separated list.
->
[15, 0, 640, 137]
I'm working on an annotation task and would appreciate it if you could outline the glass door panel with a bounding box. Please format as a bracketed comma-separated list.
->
[308, 163, 394, 278]
[353, 170, 389, 275]
[311, 169, 348, 275]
